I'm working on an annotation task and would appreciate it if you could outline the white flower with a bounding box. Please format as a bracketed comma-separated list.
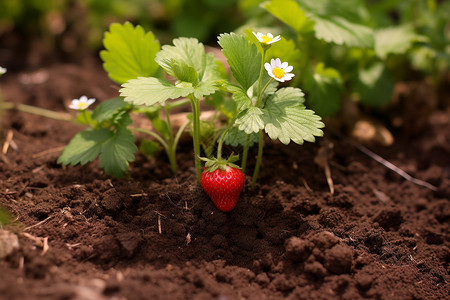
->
[264, 58, 295, 82]
[253, 32, 281, 45]
[0, 66, 6, 75]
[69, 96, 96, 110]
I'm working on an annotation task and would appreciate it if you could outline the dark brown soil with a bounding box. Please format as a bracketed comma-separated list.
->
[0, 60, 449, 300]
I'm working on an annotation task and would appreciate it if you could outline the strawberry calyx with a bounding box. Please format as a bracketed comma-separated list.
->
[200, 154, 241, 173]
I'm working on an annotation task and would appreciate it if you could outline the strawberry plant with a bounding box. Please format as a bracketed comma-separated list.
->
[57, 22, 197, 177]
[215, 32, 324, 187]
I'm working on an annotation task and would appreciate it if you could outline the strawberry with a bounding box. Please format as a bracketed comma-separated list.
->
[200, 155, 245, 212]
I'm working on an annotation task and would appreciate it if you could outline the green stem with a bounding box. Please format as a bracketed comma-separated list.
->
[251, 130, 264, 188]
[255, 78, 274, 108]
[129, 127, 169, 153]
[1, 102, 73, 121]
[170, 120, 191, 173]
[165, 98, 190, 111]
[189, 96, 202, 183]
[174, 120, 190, 152]
[216, 118, 235, 161]
[256, 50, 266, 105]
[163, 106, 176, 173]
[241, 134, 250, 173]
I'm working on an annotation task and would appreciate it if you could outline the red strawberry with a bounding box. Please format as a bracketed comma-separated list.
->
[201, 165, 245, 212]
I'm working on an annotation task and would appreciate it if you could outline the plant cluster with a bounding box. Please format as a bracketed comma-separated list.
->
[57, 23, 323, 184]
[51, 23, 324, 210]
[249, 0, 449, 117]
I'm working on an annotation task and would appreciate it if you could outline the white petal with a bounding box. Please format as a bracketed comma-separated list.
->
[267, 33, 273, 38]
[252, 32, 259, 40]
[79, 95, 88, 102]
[274, 58, 282, 67]
[281, 62, 288, 69]
[284, 65, 293, 73]
[274, 76, 284, 82]
[270, 58, 277, 69]
[273, 35, 281, 41]
[264, 62, 272, 73]
[284, 74, 295, 81]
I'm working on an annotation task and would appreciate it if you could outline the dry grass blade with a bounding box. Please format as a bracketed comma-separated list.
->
[333, 130, 438, 192]
[22, 232, 49, 255]
[2, 130, 14, 154]
[314, 141, 335, 195]
[32, 146, 65, 159]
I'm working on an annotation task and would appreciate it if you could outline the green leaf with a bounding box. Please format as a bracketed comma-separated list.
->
[111, 111, 133, 128]
[218, 33, 261, 91]
[374, 25, 422, 59]
[311, 16, 374, 48]
[296, 0, 374, 48]
[155, 37, 207, 81]
[171, 59, 199, 83]
[235, 106, 265, 134]
[224, 126, 258, 147]
[355, 62, 394, 107]
[120, 77, 194, 106]
[92, 98, 128, 123]
[233, 89, 253, 112]
[140, 139, 161, 158]
[193, 80, 218, 99]
[304, 63, 343, 118]
[100, 22, 161, 84]
[58, 128, 137, 178]
[58, 129, 112, 166]
[262, 87, 324, 145]
[99, 128, 137, 178]
[263, 0, 314, 34]
[203, 52, 222, 82]
[150, 116, 171, 140]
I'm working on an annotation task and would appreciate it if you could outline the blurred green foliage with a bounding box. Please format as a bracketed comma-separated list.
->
[237, 0, 450, 117]
[0, 0, 246, 47]
[0, 206, 13, 227]
[0, 0, 448, 117]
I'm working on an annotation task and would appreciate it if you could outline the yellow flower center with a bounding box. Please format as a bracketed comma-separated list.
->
[77, 102, 87, 109]
[261, 35, 273, 44]
[272, 67, 285, 79]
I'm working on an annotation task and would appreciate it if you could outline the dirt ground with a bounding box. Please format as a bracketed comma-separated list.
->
[0, 56, 449, 300]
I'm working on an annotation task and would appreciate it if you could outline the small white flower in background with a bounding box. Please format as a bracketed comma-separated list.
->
[265, 58, 295, 83]
[69, 96, 96, 110]
[253, 32, 281, 45]
[0, 66, 7, 75]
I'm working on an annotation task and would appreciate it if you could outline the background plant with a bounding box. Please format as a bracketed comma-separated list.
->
[58, 22, 194, 177]
[233, 0, 449, 119]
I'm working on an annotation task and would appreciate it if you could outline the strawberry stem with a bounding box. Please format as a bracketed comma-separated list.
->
[189, 95, 202, 183]
[241, 134, 250, 173]
[216, 116, 236, 161]
[251, 129, 263, 188]
[256, 49, 266, 107]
